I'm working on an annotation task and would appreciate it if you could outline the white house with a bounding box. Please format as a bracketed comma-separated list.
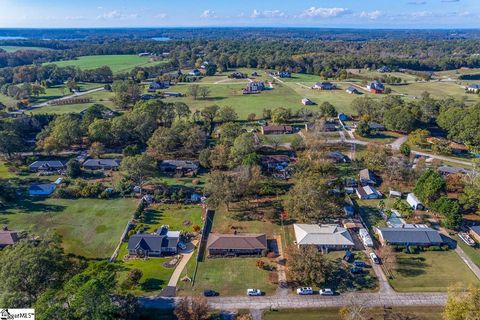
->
[406, 193, 424, 210]
[294, 224, 355, 253]
[356, 186, 382, 199]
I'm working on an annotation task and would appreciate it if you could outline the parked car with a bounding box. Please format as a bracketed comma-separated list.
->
[247, 288, 262, 296]
[353, 261, 369, 268]
[178, 241, 187, 250]
[350, 267, 363, 274]
[319, 288, 334, 296]
[370, 252, 380, 264]
[296, 287, 313, 295]
[203, 290, 218, 297]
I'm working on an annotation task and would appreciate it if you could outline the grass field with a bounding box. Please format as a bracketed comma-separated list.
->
[454, 235, 480, 268]
[45, 55, 167, 74]
[263, 306, 444, 320]
[141, 204, 203, 234]
[0, 161, 16, 179]
[0, 46, 52, 52]
[179, 257, 278, 296]
[1, 198, 137, 258]
[30, 82, 103, 104]
[389, 251, 479, 292]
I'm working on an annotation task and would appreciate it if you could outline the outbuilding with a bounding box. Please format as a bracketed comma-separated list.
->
[406, 193, 424, 210]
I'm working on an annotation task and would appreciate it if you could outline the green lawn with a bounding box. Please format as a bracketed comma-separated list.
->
[354, 131, 403, 144]
[263, 307, 444, 320]
[0, 93, 18, 109]
[29, 82, 103, 104]
[142, 204, 203, 234]
[392, 81, 480, 104]
[45, 55, 167, 74]
[0, 46, 52, 52]
[160, 81, 303, 119]
[455, 235, 480, 268]
[116, 243, 175, 296]
[260, 133, 301, 144]
[178, 257, 278, 296]
[1, 198, 137, 258]
[0, 161, 16, 179]
[389, 251, 479, 292]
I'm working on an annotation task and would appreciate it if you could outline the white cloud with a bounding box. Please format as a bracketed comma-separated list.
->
[359, 10, 383, 20]
[97, 10, 138, 20]
[411, 10, 434, 17]
[200, 9, 216, 18]
[154, 13, 167, 19]
[301, 7, 350, 18]
[251, 9, 286, 19]
[407, 1, 427, 4]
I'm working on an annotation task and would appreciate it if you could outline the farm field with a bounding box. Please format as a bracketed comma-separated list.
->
[389, 250, 479, 292]
[45, 55, 167, 74]
[1, 198, 137, 258]
[0, 45, 52, 52]
[263, 306, 444, 320]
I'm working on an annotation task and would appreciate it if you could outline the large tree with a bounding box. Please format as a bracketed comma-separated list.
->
[120, 154, 156, 189]
[287, 246, 334, 286]
[443, 286, 480, 320]
[413, 169, 446, 205]
[37, 114, 84, 152]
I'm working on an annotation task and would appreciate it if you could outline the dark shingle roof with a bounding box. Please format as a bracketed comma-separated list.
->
[128, 234, 164, 252]
[160, 160, 199, 171]
[377, 227, 443, 245]
[207, 233, 267, 250]
[29, 160, 65, 170]
[83, 159, 120, 168]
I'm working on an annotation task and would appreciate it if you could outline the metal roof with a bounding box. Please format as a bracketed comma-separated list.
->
[377, 227, 443, 245]
[294, 224, 354, 246]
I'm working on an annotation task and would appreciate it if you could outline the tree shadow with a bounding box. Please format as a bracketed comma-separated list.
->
[144, 209, 162, 225]
[395, 256, 427, 277]
[141, 278, 165, 292]
[3, 199, 66, 215]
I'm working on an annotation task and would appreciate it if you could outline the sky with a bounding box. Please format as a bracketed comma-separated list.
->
[0, 0, 479, 29]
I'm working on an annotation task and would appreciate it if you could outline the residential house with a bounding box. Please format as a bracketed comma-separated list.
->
[375, 225, 443, 247]
[276, 71, 291, 78]
[0, 228, 19, 249]
[469, 226, 480, 243]
[313, 82, 336, 90]
[356, 186, 382, 199]
[369, 122, 385, 131]
[406, 193, 424, 210]
[466, 84, 480, 93]
[206, 233, 267, 256]
[293, 224, 355, 253]
[359, 228, 374, 247]
[148, 80, 170, 92]
[367, 81, 385, 94]
[346, 86, 359, 94]
[377, 66, 391, 73]
[449, 142, 469, 154]
[127, 226, 180, 257]
[359, 169, 378, 186]
[304, 122, 336, 132]
[29, 160, 66, 172]
[261, 125, 294, 135]
[302, 98, 314, 105]
[189, 69, 201, 76]
[260, 155, 291, 171]
[243, 81, 265, 94]
[82, 159, 120, 170]
[159, 160, 200, 175]
[29, 183, 56, 196]
[327, 151, 350, 163]
[437, 166, 470, 177]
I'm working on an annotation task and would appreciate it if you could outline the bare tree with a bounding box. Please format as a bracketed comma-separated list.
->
[339, 295, 369, 320]
[174, 297, 210, 320]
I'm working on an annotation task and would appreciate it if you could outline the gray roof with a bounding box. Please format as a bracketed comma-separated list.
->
[128, 234, 164, 252]
[160, 160, 199, 170]
[377, 227, 443, 245]
[294, 224, 354, 246]
[82, 159, 120, 168]
[359, 169, 376, 181]
[0, 230, 19, 246]
[29, 160, 65, 170]
[468, 84, 480, 89]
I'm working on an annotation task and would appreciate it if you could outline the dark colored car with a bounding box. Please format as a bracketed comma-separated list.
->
[203, 290, 218, 297]
[350, 267, 363, 274]
[353, 261, 369, 268]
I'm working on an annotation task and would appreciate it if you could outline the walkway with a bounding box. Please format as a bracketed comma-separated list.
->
[454, 245, 480, 280]
[167, 249, 196, 287]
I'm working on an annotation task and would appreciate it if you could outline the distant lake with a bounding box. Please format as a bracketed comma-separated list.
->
[0, 36, 27, 40]
[152, 37, 171, 41]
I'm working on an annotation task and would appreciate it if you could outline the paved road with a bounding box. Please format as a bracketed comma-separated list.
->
[30, 87, 105, 109]
[139, 291, 447, 310]
[389, 135, 408, 150]
[454, 245, 480, 280]
[411, 150, 473, 167]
